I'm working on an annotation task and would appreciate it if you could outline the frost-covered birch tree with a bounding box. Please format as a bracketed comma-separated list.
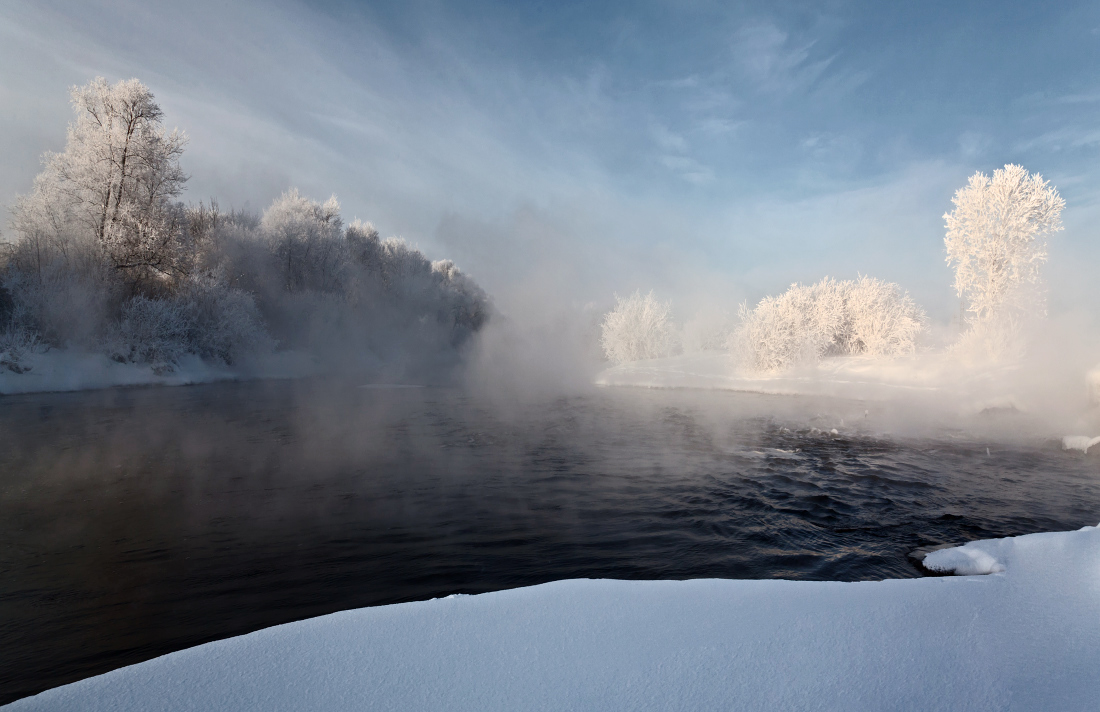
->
[944, 165, 1063, 327]
[600, 290, 678, 364]
[12, 77, 188, 284]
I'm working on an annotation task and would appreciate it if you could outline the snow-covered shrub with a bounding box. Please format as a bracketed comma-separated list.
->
[0, 276, 41, 373]
[178, 276, 272, 364]
[113, 295, 192, 367]
[110, 278, 271, 369]
[732, 277, 925, 371]
[841, 276, 928, 357]
[0, 241, 118, 351]
[600, 290, 678, 364]
[732, 286, 813, 371]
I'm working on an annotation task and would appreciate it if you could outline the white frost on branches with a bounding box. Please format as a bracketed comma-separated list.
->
[1, 77, 491, 377]
[731, 277, 926, 371]
[261, 190, 347, 293]
[600, 291, 678, 364]
[12, 77, 188, 283]
[944, 164, 1063, 327]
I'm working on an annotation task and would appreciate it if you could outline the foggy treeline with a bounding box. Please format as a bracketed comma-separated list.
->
[0, 78, 489, 377]
[601, 165, 1065, 372]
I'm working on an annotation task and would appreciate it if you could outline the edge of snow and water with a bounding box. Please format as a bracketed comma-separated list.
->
[6, 525, 1100, 711]
[594, 351, 1025, 408]
[0, 349, 324, 396]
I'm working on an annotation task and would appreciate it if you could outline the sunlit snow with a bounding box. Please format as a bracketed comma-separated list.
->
[7, 526, 1100, 711]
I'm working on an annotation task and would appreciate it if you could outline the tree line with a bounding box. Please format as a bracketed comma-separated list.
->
[601, 164, 1064, 369]
[0, 77, 489, 376]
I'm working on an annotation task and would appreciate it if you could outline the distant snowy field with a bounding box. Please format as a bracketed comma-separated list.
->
[597, 352, 1043, 413]
[7, 526, 1100, 711]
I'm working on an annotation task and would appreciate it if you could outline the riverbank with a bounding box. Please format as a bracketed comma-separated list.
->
[7, 525, 1099, 711]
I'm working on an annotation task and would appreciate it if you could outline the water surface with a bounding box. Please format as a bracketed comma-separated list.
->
[2, 380, 1098, 703]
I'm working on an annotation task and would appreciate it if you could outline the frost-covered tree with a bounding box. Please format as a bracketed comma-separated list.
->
[600, 290, 678, 364]
[944, 165, 1063, 326]
[12, 77, 188, 284]
[732, 277, 925, 371]
[261, 190, 347, 292]
[2, 78, 490, 376]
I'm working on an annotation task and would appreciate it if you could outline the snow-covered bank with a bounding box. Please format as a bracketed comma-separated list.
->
[0, 349, 318, 395]
[595, 351, 1036, 413]
[8, 526, 1100, 711]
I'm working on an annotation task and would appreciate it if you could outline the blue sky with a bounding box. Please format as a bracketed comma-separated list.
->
[2, 0, 1098, 319]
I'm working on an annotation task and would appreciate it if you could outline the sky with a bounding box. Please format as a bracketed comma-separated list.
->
[2, 0, 1098, 320]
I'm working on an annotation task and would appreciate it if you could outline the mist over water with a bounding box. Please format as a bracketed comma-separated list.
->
[3, 378, 1099, 703]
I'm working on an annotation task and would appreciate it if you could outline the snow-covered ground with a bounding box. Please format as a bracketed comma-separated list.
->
[0, 349, 318, 395]
[7, 525, 1100, 711]
[596, 351, 1037, 413]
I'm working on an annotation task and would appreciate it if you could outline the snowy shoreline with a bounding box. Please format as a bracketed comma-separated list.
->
[7, 526, 1100, 711]
[595, 351, 1021, 405]
[0, 349, 321, 396]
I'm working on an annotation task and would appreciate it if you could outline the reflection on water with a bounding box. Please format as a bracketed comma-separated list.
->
[1, 379, 1098, 703]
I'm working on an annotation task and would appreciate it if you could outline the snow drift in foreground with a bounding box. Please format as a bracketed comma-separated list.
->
[8, 526, 1100, 711]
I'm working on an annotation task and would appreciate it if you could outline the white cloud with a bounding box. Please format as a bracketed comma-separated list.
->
[732, 22, 832, 95]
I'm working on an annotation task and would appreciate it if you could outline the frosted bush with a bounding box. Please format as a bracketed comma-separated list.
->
[113, 295, 191, 367]
[600, 291, 678, 364]
[732, 277, 925, 371]
[179, 277, 272, 364]
[730, 284, 825, 371]
[0, 277, 41, 373]
[0, 249, 117, 350]
[111, 278, 271, 369]
[842, 276, 927, 357]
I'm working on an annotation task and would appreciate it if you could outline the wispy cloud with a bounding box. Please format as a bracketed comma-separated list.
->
[1016, 127, 1100, 152]
[2, 0, 1099, 312]
[732, 23, 833, 95]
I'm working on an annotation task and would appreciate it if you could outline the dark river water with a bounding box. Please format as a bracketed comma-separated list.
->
[2, 379, 1099, 704]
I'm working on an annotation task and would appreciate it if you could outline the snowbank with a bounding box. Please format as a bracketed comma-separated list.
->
[594, 351, 1026, 412]
[8, 526, 1100, 711]
[0, 349, 317, 395]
